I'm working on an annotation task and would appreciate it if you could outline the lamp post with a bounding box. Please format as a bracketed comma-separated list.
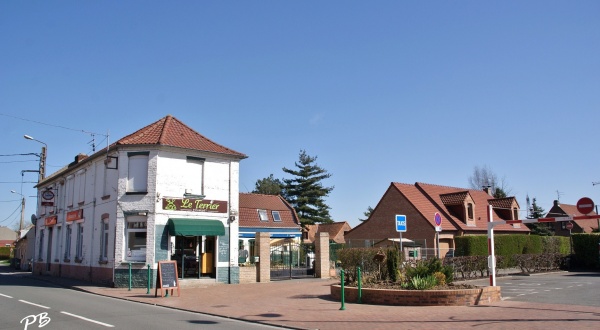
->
[24, 135, 47, 183]
[10, 190, 25, 234]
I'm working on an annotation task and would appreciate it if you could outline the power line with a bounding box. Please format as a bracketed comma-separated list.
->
[0, 112, 108, 137]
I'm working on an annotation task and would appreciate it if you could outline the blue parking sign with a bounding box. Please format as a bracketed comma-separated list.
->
[396, 214, 407, 232]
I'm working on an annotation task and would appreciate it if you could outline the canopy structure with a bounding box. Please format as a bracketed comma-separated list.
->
[167, 218, 225, 236]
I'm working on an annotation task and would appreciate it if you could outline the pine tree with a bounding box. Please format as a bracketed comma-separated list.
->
[282, 150, 334, 225]
[252, 174, 284, 195]
[526, 197, 553, 236]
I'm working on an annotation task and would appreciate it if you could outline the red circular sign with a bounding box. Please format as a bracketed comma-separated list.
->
[565, 222, 574, 230]
[576, 197, 595, 215]
[434, 212, 442, 226]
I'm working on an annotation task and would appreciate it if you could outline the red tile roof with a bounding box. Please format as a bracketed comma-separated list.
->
[305, 222, 352, 243]
[116, 115, 247, 158]
[547, 203, 598, 232]
[239, 193, 301, 229]
[393, 182, 528, 232]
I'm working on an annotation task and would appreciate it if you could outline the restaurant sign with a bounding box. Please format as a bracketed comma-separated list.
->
[66, 209, 84, 222]
[162, 198, 228, 213]
[44, 216, 57, 226]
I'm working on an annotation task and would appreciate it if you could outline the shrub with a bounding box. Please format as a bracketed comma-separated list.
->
[406, 275, 438, 290]
[386, 248, 399, 282]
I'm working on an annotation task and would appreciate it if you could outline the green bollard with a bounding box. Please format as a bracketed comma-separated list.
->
[340, 269, 346, 310]
[358, 267, 362, 304]
[147, 264, 151, 294]
[128, 262, 132, 291]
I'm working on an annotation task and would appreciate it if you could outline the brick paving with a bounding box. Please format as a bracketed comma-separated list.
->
[18, 273, 599, 330]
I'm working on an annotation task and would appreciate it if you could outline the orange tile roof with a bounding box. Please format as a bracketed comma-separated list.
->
[393, 182, 528, 232]
[547, 203, 598, 232]
[239, 193, 301, 229]
[116, 115, 247, 158]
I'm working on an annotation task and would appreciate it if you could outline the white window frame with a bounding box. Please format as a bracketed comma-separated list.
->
[38, 229, 45, 261]
[258, 209, 268, 222]
[100, 221, 109, 261]
[272, 211, 282, 222]
[75, 223, 84, 260]
[127, 152, 149, 193]
[64, 225, 72, 260]
[125, 215, 147, 262]
[186, 156, 205, 197]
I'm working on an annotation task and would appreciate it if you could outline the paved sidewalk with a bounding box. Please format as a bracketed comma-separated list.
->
[6, 267, 600, 330]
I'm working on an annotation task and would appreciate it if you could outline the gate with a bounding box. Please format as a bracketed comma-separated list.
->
[270, 240, 314, 280]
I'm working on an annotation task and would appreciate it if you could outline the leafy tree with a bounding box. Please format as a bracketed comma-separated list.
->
[468, 165, 511, 198]
[359, 206, 374, 222]
[526, 196, 553, 236]
[282, 150, 334, 225]
[252, 174, 284, 195]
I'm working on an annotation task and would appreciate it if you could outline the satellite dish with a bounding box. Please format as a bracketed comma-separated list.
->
[30, 214, 37, 225]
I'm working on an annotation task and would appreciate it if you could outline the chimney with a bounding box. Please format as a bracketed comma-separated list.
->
[68, 153, 89, 167]
[553, 200, 560, 207]
[483, 186, 492, 196]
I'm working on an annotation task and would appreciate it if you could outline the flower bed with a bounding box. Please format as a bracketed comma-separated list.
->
[330, 285, 501, 306]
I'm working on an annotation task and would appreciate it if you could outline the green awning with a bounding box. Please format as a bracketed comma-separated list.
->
[167, 218, 225, 236]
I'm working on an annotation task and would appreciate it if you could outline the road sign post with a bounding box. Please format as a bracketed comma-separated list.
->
[434, 213, 442, 258]
[396, 215, 406, 252]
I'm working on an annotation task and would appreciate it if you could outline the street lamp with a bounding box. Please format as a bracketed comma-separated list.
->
[10, 190, 25, 234]
[24, 135, 47, 182]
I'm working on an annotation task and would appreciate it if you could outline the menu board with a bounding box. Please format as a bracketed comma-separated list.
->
[155, 261, 180, 297]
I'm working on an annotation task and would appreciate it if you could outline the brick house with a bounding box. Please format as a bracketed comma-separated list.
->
[238, 193, 301, 263]
[303, 221, 352, 244]
[545, 200, 599, 236]
[33, 115, 247, 286]
[345, 182, 529, 257]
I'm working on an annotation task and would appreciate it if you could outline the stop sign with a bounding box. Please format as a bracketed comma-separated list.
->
[576, 197, 595, 215]
[566, 222, 574, 230]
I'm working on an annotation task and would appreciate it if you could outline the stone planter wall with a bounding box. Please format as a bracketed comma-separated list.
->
[330, 285, 501, 306]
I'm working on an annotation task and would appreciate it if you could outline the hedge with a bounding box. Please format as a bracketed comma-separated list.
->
[572, 233, 600, 269]
[0, 247, 13, 260]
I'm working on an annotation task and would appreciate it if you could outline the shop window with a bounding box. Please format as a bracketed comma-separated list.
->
[258, 209, 268, 221]
[127, 152, 149, 194]
[272, 211, 281, 222]
[126, 215, 147, 261]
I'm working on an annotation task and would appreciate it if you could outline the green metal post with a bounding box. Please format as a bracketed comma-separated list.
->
[339, 269, 346, 310]
[357, 267, 362, 304]
[147, 264, 151, 294]
[128, 262, 132, 291]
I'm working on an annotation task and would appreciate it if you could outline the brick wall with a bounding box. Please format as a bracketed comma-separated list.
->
[239, 265, 257, 284]
[256, 232, 270, 282]
[331, 285, 502, 306]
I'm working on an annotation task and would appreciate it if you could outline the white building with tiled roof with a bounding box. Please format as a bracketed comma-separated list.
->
[33, 115, 247, 286]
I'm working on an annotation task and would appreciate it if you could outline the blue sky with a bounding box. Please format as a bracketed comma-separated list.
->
[1, 1, 599, 230]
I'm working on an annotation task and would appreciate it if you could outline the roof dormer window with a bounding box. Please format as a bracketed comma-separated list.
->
[272, 211, 281, 222]
[258, 209, 268, 221]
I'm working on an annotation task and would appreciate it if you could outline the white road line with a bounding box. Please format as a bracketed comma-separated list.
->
[60, 311, 114, 328]
[0, 293, 13, 298]
[19, 300, 50, 309]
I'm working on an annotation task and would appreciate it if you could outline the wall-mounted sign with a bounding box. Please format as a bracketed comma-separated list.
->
[44, 216, 57, 226]
[66, 209, 84, 222]
[162, 198, 228, 213]
[41, 190, 55, 206]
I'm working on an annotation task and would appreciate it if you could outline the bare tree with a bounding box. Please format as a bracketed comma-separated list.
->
[468, 165, 511, 198]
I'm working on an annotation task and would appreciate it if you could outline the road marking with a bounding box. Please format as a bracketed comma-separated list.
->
[0, 293, 13, 298]
[19, 300, 50, 309]
[60, 311, 114, 328]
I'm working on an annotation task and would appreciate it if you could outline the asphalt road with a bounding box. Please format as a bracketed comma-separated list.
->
[0, 272, 281, 330]
[467, 271, 600, 307]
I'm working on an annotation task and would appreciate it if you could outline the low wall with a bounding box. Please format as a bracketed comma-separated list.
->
[330, 285, 501, 306]
[239, 266, 257, 284]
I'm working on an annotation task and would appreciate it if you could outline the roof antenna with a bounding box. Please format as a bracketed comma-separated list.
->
[556, 190, 563, 201]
